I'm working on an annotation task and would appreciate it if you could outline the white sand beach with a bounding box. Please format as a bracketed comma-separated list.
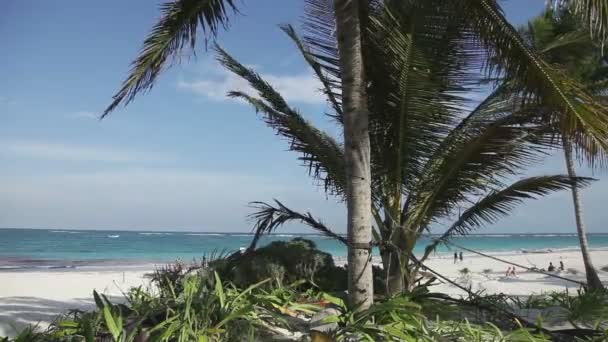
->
[1, 249, 607, 337]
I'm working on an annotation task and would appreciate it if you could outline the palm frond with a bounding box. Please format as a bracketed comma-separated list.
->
[460, 0, 608, 160]
[103, 0, 238, 117]
[407, 109, 554, 233]
[424, 175, 595, 256]
[550, 0, 608, 48]
[365, 1, 481, 201]
[247, 200, 346, 251]
[302, 0, 339, 76]
[280, 24, 343, 121]
[522, 10, 608, 167]
[215, 46, 346, 195]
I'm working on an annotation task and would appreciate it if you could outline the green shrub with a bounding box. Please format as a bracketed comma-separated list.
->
[213, 238, 347, 291]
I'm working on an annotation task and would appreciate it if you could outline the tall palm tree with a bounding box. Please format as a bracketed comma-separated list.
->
[102, 0, 377, 308]
[235, 1, 603, 294]
[333, 0, 374, 308]
[104, 0, 608, 297]
[521, 11, 608, 289]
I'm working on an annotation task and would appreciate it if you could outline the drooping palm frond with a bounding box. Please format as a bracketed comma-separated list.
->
[457, 0, 608, 159]
[522, 11, 608, 167]
[214, 46, 346, 195]
[103, 0, 238, 117]
[247, 200, 347, 251]
[301, 0, 340, 78]
[423, 175, 595, 258]
[281, 24, 343, 121]
[550, 0, 608, 48]
[406, 103, 554, 234]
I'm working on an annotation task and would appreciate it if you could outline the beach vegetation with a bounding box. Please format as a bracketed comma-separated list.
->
[4, 276, 557, 341]
[236, 3, 599, 296]
[103, 0, 608, 302]
[6, 257, 608, 341]
[29, 0, 606, 340]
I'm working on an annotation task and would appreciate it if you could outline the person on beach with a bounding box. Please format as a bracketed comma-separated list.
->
[510, 267, 517, 277]
[454, 252, 458, 264]
[559, 260, 564, 271]
[459, 252, 463, 262]
[505, 266, 512, 277]
[548, 262, 555, 272]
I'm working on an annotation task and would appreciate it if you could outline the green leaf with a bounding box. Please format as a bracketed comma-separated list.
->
[93, 290, 104, 309]
[102, 306, 122, 341]
[214, 271, 226, 309]
[103, 0, 239, 117]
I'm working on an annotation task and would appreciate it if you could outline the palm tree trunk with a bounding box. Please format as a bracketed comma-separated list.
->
[334, 0, 374, 309]
[562, 136, 603, 290]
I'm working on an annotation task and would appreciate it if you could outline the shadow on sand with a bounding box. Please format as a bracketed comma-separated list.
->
[0, 295, 122, 338]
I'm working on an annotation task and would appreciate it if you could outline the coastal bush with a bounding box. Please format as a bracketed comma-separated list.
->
[212, 238, 348, 292]
[313, 292, 551, 341]
[459, 267, 471, 275]
[549, 289, 608, 328]
[4, 283, 591, 342]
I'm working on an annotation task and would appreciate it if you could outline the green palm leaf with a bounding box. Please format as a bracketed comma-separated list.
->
[550, 0, 608, 47]
[215, 45, 347, 195]
[281, 24, 343, 121]
[247, 200, 346, 251]
[424, 175, 595, 256]
[458, 0, 608, 157]
[407, 106, 553, 233]
[103, 0, 238, 117]
[365, 1, 482, 214]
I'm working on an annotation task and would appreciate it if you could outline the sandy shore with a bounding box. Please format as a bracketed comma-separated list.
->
[1, 249, 607, 337]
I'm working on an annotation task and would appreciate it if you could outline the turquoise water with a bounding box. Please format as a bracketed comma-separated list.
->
[1, 228, 608, 269]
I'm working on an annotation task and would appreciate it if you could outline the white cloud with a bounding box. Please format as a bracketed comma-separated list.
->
[0, 169, 345, 232]
[69, 110, 99, 120]
[0, 141, 171, 164]
[177, 63, 326, 105]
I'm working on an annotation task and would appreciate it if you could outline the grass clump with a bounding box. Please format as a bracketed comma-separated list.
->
[566, 268, 579, 275]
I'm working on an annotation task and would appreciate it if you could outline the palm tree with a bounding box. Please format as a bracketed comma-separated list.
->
[104, 0, 608, 297]
[102, 0, 377, 309]
[333, 0, 374, 308]
[234, 1, 603, 294]
[521, 11, 608, 289]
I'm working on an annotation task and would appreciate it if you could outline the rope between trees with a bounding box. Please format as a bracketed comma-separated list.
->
[444, 240, 586, 286]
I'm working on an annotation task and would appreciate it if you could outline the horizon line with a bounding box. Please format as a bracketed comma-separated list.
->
[1, 227, 606, 235]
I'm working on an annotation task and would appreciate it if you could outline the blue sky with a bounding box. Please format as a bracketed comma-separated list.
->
[0, 0, 606, 233]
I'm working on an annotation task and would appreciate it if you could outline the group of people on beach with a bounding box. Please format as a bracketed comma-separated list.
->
[505, 266, 517, 277]
[453, 251, 463, 264]
[547, 260, 565, 272]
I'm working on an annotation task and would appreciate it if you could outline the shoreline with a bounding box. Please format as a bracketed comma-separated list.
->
[1, 248, 608, 336]
[3, 245, 608, 272]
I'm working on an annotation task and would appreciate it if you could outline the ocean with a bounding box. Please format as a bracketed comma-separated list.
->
[1, 228, 608, 270]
